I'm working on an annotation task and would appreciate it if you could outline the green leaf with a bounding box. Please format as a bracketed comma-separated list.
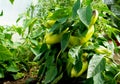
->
[0, 68, 4, 78]
[6, 62, 19, 72]
[5, 33, 12, 40]
[68, 46, 81, 65]
[87, 54, 106, 78]
[0, 33, 5, 40]
[0, 45, 13, 61]
[61, 32, 70, 52]
[57, 17, 67, 24]
[27, 18, 37, 28]
[43, 65, 57, 84]
[30, 39, 38, 46]
[85, 78, 94, 84]
[111, 4, 120, 15]
[50, 8, 71, 20]
[77, 5, 92, 27]
[33, 43, 48, 61]
[93, 72, 105, 84]
[51, 73, 63, 84]
[26, 18, 37, 34]
[72, 0, 80, 18]
[12, 72, 25, 80]
[49, 22, 60, 33]
[9, 0, 14, 4]
[30, 47, 40, 56]
[103, 0, 114, 4]
[85, 0, 93, 5]
[68, 46, 83, 72]
[37, 64, 46, 78]
[105, 63, 118, 75]
[74, 58, 82, 73]
[15, 27, 22, 35]
[0, 10, 3, 16]
[45, 55, 54, 68]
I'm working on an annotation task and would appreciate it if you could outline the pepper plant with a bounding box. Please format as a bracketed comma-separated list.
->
[30, 0, 120, 83]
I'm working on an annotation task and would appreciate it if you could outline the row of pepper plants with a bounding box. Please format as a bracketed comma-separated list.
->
[0, 0, 120, 84]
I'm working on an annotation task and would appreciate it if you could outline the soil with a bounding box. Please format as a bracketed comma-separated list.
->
[1, 66, 38, 84]
[1, 51, 120, 84]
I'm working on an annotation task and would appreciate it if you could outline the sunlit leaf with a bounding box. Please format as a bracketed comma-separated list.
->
[93, 72, 105, 84]
[77, 5, 92, 27]
[68, 46, 83, 72]
[87, 54, 106, 78]
[68, 46, 81, 65]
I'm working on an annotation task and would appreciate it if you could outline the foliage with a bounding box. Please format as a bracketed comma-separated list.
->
[31, 0, 120, 83]
[0, 0, 120, 84]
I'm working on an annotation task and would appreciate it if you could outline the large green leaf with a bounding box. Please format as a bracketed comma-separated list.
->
[93, 72, 105, 84]
[87, 54, 106, 78]
[6, 61, 19, 72]
[68, 46, 81, 65]
[61, 32, 70, 52]
[43, 65, 57, 84]
[68, 46, 82, 72]
[0, 45, 13, 61]
[77, 5, 92, 27]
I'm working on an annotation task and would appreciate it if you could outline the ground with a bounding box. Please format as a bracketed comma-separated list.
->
[1, 52, 120, 84]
